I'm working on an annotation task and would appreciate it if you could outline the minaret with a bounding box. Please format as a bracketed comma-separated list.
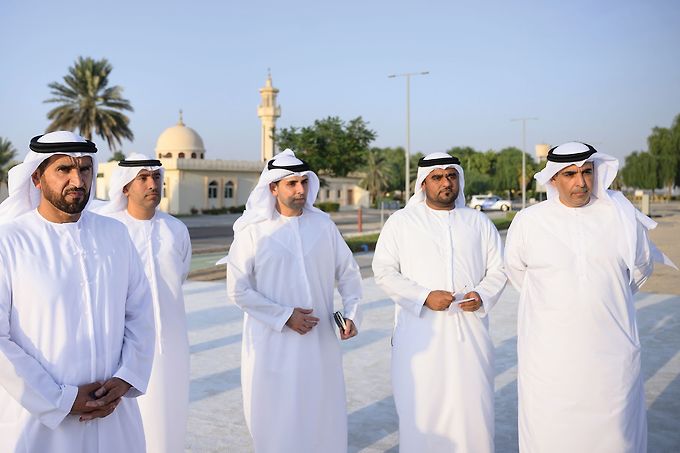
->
[257, 70, 281, 161]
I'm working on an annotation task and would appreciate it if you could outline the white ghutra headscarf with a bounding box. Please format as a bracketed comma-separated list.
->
[216, 149, 323, 265]
[94, 153, 164, 215]
[231, 149, 323, 233]
[406, 152, 466, 209]
[535, 141, 676, 272]
[0, 131, 99, 223]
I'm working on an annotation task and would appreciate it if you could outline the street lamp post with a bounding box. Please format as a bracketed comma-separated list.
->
[510, 117, 538, 209]
[388, 71, 429, 201]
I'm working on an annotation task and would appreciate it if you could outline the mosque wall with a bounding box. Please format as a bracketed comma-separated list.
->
[97, 157, 367, 215]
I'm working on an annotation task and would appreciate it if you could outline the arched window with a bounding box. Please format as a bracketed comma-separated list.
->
[191, 152, 197, 158]
[158, 153, 162, 158]
[208, 181, 218, 199]
[224, 181, 234, 199]
[200, 153, 204, 159]
[162, 180, 167, 198]
[178, 152, 185, 159]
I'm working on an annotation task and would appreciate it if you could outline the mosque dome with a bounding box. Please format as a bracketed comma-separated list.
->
[155, 111, 206, 159]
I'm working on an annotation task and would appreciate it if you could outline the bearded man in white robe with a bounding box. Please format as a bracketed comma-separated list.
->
[95, 154, 192, 453]
[223, 149, 362, 453]
[504, 142, 677, 453]
[0, 132, 155, 452]
[372, 152, 507, 453]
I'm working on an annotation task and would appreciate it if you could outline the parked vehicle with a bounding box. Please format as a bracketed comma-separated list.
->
[468, 194, 512, 211]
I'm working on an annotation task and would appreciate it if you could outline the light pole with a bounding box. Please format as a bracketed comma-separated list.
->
[388, 71, 429, 201]
[510, 117, 538, 209]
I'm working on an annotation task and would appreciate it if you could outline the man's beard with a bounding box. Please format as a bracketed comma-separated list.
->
[43, 185, 89, 214]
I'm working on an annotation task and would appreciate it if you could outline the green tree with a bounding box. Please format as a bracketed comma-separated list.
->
[493, 147, 537, 196]
[0, 137, 17, 186]
[44, 56, 134, 151]
[647, 126, 676, 197]
[360, 148, 392, 206]
[621, 151, 660, 193]
[276, 116, 376, 177]
[446, 146, 497, 197]
[108, 151, 126, 162]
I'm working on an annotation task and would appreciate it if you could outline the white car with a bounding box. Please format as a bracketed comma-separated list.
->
[468, 194, 512, 212]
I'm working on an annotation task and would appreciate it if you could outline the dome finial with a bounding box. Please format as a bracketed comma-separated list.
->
[178, 109, 184, 126]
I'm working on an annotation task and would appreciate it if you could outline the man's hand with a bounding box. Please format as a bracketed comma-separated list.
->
[70, 381, 119, 422]
[70, 382, 103, 416]
[459, 291, 483, 312]
[339, 318, 358, 340]
[79, 377, 132, 421]
[286, 307, 320, 335]
[424, 290, 454, 311]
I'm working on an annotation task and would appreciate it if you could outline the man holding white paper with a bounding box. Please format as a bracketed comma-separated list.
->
[372, 152, 506, 453]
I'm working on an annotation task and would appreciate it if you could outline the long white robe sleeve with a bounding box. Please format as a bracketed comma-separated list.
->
[227, 229, 295, 332]
[372, 204, 506, 453]
[227, 210, 362, 453]
[505, 198, 653, 453]
[106, 210, 192, 453]
[0, 210, 154, 453]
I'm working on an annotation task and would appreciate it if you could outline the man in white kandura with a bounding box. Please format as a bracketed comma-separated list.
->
[504, 141, 677, 453]
[223, 149, 362, 453]
[0, 131, 155, 452]
[372, 152, 507, 452]
[96, 153, 192, 453]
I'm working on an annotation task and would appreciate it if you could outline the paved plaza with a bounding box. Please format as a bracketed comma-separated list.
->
[183, 278, 680, 452]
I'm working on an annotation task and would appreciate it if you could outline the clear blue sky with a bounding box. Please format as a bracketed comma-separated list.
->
[1, 0, 679, 163]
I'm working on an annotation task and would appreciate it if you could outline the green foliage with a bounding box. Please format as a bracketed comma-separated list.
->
[200, 205, 246, 215]
[446, 145, 536, 197]
[0, 137, 17, 184]
[621, 113, 680, 196]
[360, 148, 393, 206]
[44, 56, 134, 151]
[493, 147, 538, 195]
[492, 212, 517, 231]
[315, 201, 340, 212]
[621, 151, 660, 190]
[378, 147, 407, 192]
[276, 116, 376, 177]
[108, 151, 126, 162]
[345, 233, 380, 252]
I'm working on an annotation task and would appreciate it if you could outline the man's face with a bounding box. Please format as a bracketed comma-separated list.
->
[422, 167, 459, 209]
[32, 155, 93, 214]
[550, 162, 594, 208]
[270, 175, 309, 215]
[123, 169, 162, 211]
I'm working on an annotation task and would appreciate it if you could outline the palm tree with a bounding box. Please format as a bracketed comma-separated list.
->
[44, 56, 134, 151]
[0, 137, 17, 186]
[360, 149, 392, 206]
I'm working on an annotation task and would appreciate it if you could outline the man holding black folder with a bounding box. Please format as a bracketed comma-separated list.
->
[225, 149, 362, 453]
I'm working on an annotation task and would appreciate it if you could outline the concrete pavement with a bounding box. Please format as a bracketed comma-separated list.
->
[183, 279, 680, 452]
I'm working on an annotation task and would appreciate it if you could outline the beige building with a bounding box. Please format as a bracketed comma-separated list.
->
[96, 75, 368, 214]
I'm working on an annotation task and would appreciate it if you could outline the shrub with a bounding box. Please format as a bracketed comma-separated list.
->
[316, 202, 340, 212]
[344, 233, 380, 252]
[228, 205, 246, 213]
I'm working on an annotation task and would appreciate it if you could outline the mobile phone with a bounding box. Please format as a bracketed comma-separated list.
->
[333, 311, 347, 330]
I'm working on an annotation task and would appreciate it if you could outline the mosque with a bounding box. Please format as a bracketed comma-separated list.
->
[96, 75, 368, 215]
